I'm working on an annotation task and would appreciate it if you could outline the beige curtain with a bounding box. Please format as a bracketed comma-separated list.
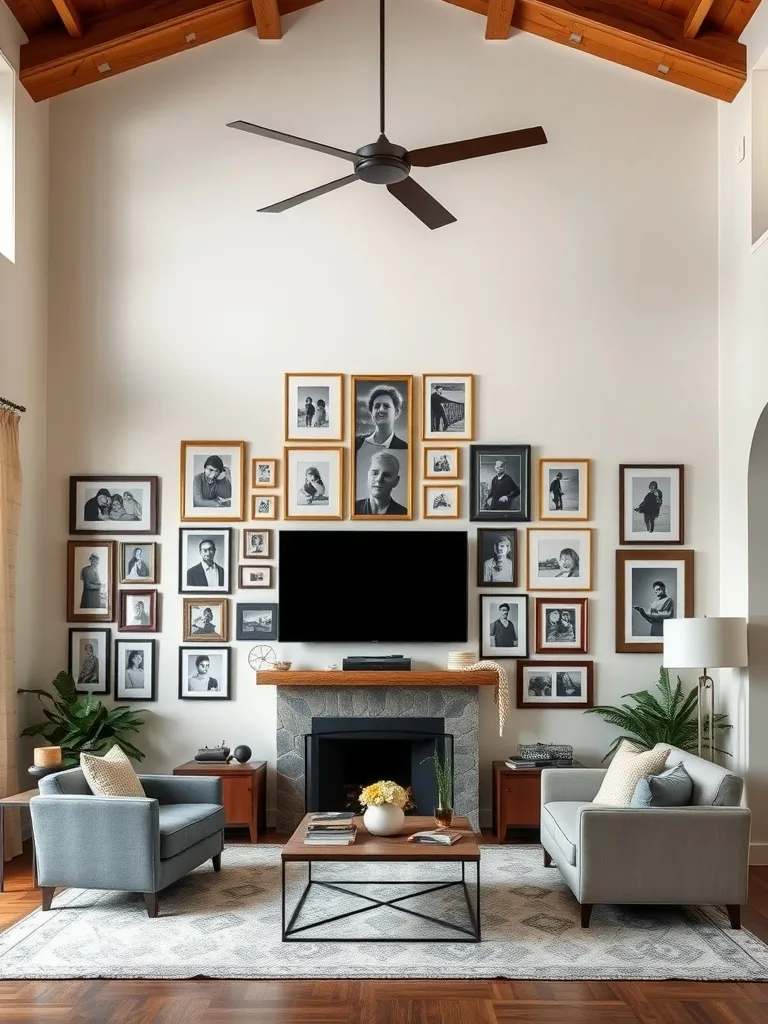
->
[0, 409, 22, 861]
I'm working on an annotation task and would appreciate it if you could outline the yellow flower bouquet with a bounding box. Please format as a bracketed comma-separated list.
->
[359, 780, 408, 809]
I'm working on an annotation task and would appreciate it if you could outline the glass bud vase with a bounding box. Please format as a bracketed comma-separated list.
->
[434, 805, 454, 829]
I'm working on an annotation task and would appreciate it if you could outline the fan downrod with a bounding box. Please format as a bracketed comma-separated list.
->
[354, 135, 410, 185]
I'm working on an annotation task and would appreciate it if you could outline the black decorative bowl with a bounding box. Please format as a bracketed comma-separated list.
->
[233, 745, 252, 764]
[28, 763, 66, 780]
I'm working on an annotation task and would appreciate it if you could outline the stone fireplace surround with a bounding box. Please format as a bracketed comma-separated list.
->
[276, 685, 480, 833]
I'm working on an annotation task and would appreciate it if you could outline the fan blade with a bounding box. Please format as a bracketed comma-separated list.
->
[258, 174, 358, 213]
[409, 126, 547, 167]
[227, 121, 359, 164]
[387, 177, 456, 230]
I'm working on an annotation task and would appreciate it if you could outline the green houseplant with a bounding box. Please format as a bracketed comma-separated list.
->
[583, 666, 731, 761]
[18, 670, 147, 766]
[423, 748, 453, 827]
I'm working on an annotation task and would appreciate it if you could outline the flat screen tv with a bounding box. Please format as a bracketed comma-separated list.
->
[278, 530, 468, 643]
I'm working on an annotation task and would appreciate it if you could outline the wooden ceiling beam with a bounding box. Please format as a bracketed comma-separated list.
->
[251, 0, 281, 38]
[683, 0, 717, 37]
[485, 0, 516, 38]
[51, 0, 83, 38]
[444, 0, 746, 100]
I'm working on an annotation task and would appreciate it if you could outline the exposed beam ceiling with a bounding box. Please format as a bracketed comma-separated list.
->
[51, 0, 84, 37]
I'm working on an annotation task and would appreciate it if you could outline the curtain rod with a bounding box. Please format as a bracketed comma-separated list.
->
[0, 396, 26, 413]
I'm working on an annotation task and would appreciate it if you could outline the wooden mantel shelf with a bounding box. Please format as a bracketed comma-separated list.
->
[256, 670, 498, 687]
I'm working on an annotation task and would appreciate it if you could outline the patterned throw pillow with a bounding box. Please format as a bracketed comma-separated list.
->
[592, 741, 670, 807]
[80, 745, 146, 798]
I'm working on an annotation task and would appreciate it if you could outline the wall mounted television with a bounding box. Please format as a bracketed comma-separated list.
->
[278, 530, 468, 643]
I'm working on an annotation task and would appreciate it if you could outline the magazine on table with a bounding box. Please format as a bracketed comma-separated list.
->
[406, 830, 462, 846]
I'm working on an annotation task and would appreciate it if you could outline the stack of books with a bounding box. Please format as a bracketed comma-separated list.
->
[407, 829, 463, 845]
[303, 811, 357, 845]
[505, 756, 573, 769]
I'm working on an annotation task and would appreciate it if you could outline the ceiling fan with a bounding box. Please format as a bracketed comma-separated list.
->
[227, 0, 548, 229]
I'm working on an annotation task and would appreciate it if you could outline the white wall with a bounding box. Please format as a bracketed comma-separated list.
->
[718, 2, 768, 861]
[47, 0, 720, 824]
[0, 3, 48, 758]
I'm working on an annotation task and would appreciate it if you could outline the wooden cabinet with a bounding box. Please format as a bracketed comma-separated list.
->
[173, 761, 267, 843]
[492, 760, 584, 842]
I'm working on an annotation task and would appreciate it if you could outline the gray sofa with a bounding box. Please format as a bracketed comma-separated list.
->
[30, 768, 225, 917]
[540, 744, 751, 928]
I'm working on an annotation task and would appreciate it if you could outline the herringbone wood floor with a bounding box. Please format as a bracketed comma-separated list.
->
[1, 836, 768, 1022]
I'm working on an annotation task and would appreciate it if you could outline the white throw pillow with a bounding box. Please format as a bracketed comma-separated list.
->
[80, 745, 145, 798]
[592, 741, 670, 807]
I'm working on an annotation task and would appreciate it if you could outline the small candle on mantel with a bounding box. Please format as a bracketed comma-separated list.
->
[33, 746, 62, 767]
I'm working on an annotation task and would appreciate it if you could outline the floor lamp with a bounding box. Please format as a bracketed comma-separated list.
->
[662, 618, 748, 760]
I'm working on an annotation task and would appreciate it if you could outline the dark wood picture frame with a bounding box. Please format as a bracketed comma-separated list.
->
[476, 528, 517, 587]
[619, 464, 685, 545]
[534, 597, 589, 655]
[615, 548, 694, 654]
[470, 444, 531, 523]
[178, 646, 231, 700]
[243, 529, 271, 560]
[517, 660, 594, 709]
[67, 540, 116, 623]
[68, 627, 111, 695]
[114, 638, 157, 702]
[239, 565, 273, 589]
[236, 603, 278, 641]
[118, 589, 158, 632]
[69, 476, 159, 535]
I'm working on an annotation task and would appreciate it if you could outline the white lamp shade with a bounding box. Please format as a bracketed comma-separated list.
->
[662, 617, 748, 669]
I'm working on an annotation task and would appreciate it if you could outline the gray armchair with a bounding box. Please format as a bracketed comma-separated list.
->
[540, 744, 751, 928]
[30, 768, 225, 917]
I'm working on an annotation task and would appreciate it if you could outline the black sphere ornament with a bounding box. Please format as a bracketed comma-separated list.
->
[233, 745, 252, 764]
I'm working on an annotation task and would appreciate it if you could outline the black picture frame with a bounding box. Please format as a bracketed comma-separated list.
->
[178, 646, 232, 700]
[470, 445, 531, 522]
[114, 638, 157, 702]
[69, 476, 159, 535]
[178, 528, 232, 595]
[68, 627, 111, 695]
[236, 603, 278, 641]
[476, 528, 517, 587]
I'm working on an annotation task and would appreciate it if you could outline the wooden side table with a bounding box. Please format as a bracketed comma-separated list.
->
[492, 760, 584, 842]
[0, 788, 39, 891]
[173, 761, 267, 842]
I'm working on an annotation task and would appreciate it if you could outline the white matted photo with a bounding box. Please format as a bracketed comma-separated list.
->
[251, 495, 277, 520]
[178, 528, 232, 594]
[535, 597, 588, 654]
[423, 447, 459, 480]
[352, 375, 412, 519]
[179, 647, 231, 700]
[616, 549, 694, 653]
[183, 598, 228, 642]
[114, 639, 156, 702]
[422, 374, 474, 440]
[620, 465, 684, 544]
[69, 628, 111, 694]
[180, 441, 245, 522]
[239, 565, 273, 589]
[517, 661, 593, 709]
[423, 485, 459, 519]
[252, 459, 277, 489]
[479, 594, 528, 659]
[527, 528, 593, 591]
[285, 374, 343, 441]
[69, 476, 158, 534]
[539, 459, 590, 521]
[285, 446, 343, 520]
[119, 542, 157, 584]
[243, 529, 271, 559]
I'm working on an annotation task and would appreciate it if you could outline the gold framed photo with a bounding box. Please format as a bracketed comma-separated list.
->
[252, 459, 277, 489]
[251, 494, 277, 520]
[351, 375, 413, 520]
[526, 528, 594, 591]
[119, 542, 158, 584]
[239, 565, 273, 589]
[285, 373, 344, 441]
[539, 459, 590, 521]
[422, 374, 474, 441]
[183, 597, 229, 642]
[284, 446, 344, 520]
[180, 441, 245, 522]
[67, 540, 116, 623]
[423, 446, 459, 480]
[243, 529, 271, 559]
[423, 484, 460, 519]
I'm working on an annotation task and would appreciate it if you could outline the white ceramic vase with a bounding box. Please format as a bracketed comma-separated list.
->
[363, 802, 405, 836]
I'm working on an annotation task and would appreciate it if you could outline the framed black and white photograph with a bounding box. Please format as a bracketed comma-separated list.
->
[423, 446, 459, 480]
[114, 639, 156, 702]
[517, 661, 594, 709]
[284, 446, 344, 520]
[252, 459, 277, 489]
[422, 374, 474, 441]
[535, 597, 588, 655]
[616, 549, 694, 653]
[179, 647, 231, 700]
[479, 594, 528, 659]
[527, 528, 593, 591]
[477, 529, 517, 587]
[119, 542, 158, 584]
[180, 441, 245, 522]
[243, 529, 271, 559]
[539, 459, 590, 521]
[423, 484, 459, 519]
[118, 590, 158, 632]
[620, 465, 684, 544]
[351, 375, 412, 520]
[239, 565, 273, 589]
[251, 495, 277, 520]
[285, 373, 344, 441]
[183, 598, 228, 642]
[69, 628, 111, 694]
[70, 476, 158, 535]
[469, 444, 531, 522]
[67, 540, 116, 623]
[178, 528, 232, 594]
[236, 603, 278, 640]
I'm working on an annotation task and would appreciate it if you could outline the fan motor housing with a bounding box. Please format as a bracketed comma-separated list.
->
[355, 137, 410, 184]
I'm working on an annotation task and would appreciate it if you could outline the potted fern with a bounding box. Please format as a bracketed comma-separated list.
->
[583, 666, 731, 761]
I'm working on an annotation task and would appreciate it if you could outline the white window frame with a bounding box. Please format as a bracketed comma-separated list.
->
[0, 46, 15, 265]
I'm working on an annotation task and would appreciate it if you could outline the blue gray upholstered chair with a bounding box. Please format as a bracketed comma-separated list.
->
[540, 744, 751, 928]
[30, 768, 225, 917]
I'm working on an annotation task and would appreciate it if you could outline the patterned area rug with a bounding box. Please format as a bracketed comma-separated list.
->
[0, 845, 766, 980]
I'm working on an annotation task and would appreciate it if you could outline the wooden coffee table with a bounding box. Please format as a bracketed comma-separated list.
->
[281, 814, 481, 942]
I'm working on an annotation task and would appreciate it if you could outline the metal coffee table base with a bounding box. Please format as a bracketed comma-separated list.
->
[282, 859, 481, 942]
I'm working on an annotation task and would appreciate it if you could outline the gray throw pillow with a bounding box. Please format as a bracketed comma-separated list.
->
[630, 762, 693, 807]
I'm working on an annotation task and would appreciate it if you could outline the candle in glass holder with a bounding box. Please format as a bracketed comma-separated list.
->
[33, 746, 62, 767]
